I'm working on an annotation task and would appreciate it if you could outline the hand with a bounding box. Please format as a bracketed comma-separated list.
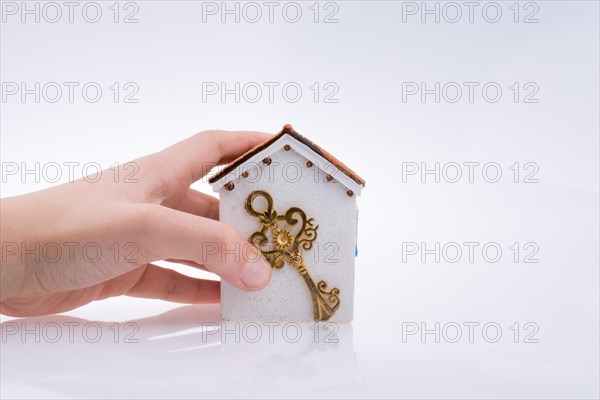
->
[0, 130, 273, 317]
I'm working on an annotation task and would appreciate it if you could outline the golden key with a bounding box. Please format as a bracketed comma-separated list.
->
[245, 190, 340, 322]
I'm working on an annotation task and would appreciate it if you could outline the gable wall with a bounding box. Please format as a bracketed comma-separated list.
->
[218, 143, 357, 321]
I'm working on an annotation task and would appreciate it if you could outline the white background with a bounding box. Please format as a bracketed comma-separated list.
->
[1, 1, 599, 398]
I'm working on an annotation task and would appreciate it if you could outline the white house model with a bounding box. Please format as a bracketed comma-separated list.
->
[210, 125, 365, 322]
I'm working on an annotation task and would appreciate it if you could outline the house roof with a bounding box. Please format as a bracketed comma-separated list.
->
[209, 124, 366, 190]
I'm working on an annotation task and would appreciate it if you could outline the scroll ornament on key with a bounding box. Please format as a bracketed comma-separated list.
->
[245, 190, 340, 322]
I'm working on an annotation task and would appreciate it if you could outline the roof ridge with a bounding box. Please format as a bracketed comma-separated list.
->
[208, 124, 365, 187]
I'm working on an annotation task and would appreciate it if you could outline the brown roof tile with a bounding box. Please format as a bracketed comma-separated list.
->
[209, 124, 366, 187]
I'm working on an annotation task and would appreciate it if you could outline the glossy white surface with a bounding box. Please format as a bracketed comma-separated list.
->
[1, 276, 598, 399]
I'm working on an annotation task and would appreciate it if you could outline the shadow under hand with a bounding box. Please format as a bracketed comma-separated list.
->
[1, 305, 363, 398]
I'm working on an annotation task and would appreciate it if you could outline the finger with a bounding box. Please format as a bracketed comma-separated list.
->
[173, 189, 219, 220]
[138, 204, 272, 291]
[125, 264, 220, 304]
[166, 258, 209, 272]
[159, 130, 271, 184]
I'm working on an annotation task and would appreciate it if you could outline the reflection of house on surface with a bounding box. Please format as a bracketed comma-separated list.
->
[210, 125, 366, 323]
[214, 321, 365, 397]
[0, 305, 365, 398]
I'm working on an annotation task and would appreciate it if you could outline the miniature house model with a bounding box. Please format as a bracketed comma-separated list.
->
[210, 125, 365, 322]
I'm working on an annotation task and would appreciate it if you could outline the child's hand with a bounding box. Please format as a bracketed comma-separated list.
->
[0, 130, 273, 317]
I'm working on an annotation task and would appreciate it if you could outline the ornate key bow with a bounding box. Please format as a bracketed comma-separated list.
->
[245, 190, 340, 322]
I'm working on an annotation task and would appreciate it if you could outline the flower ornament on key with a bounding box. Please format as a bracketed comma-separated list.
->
[245, 190, 341, 322]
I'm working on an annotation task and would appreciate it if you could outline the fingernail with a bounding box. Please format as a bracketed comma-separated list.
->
[240, 256, 272, 290]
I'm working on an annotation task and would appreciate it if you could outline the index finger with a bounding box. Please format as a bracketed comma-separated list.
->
[158, 130, 271, 184]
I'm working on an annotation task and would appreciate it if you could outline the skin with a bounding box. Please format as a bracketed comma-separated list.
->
[0, 130, 273, 317]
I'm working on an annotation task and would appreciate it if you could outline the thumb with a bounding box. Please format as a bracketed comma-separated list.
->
[133, 204, 273, 290]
